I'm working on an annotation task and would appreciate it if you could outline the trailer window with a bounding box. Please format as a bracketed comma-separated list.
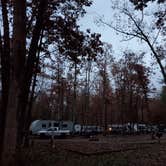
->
[54, 123, 59, 127]
[62, 124, 67, 128]
[49, 123, 51, 127]
[42, 124, 46, 128]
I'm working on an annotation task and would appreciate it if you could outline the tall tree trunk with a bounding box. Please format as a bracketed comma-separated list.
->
[129, 88, 133, 122]
[87, 60, 91, 124]
[103, 65, 107, 134]
[72, 62, 77, 122]
[1, 82, 20, 166]
[23, 32, 43, 147]
[120, 90, 125, 125]
[16, 0, 48, 147]
[60, 80, 64, 120]
[0, 0, 10, 158]
[57, 61, 61, 120]
[141, 97, 144, 123]
[84, 60, 91, 125]
[1, 0, 26, 165]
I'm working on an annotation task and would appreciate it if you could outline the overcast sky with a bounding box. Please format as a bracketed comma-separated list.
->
[78, 0, 163, 93]
[78, 0, 147, 55]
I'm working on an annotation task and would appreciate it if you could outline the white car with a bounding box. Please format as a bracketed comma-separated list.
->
[36, 127, 70, 137]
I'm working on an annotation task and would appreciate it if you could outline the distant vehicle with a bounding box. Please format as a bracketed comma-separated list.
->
[137, 124, 147, 133]
[146, 125, 158, 133]
[30, 120, 104, 137]
[81, 125, 103, 136]
[157, 124, 166, 132]
[30, 120, 60, 135]
[29, 120, 81, 135]
[36, 127, 70, 137]
[108, 123, 149, 134]
[108, 124, 125, 134]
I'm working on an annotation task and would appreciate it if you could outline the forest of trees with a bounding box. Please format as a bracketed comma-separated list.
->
[0, 0, 165, 165]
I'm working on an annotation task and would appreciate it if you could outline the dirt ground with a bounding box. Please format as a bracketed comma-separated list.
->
[19, 134, 166, 166]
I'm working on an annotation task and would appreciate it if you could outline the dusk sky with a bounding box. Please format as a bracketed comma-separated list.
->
[78, 0, 163, 92]
[78, 0, 147, 55]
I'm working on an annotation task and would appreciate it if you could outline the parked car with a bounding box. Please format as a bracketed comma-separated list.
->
[81, 125, 103, 136]
[36, 127, 70, 138]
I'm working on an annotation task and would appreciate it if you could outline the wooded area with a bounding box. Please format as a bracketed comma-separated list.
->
[0, 0, 166, 165]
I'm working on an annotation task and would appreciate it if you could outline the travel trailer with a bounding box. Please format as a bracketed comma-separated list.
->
[30, 120, 81, 135]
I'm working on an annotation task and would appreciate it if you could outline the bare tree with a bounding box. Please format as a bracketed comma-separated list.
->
[112, 51, 151, 124]
[97, 43, 113, 133]
[99, 0, 166, 84]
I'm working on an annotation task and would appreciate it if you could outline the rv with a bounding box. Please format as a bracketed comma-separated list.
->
[30, 120, 81, 135]
[81, 125, 103, 135]
[36, 127, 70, 137]
[30, 120, 59, 135]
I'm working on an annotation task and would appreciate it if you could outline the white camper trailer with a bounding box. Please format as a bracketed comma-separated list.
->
[29, 120, 60, 135]
[30, 120, 81, 135]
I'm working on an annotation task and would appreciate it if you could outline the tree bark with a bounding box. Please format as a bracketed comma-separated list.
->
[72, 62, 77, 122]
[0, 0, 10, 158]
[1, 0, 26, 165]
[23, 31, 43, 147]
[16, 0, 48, 147]
[1, 82, 19, 166]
